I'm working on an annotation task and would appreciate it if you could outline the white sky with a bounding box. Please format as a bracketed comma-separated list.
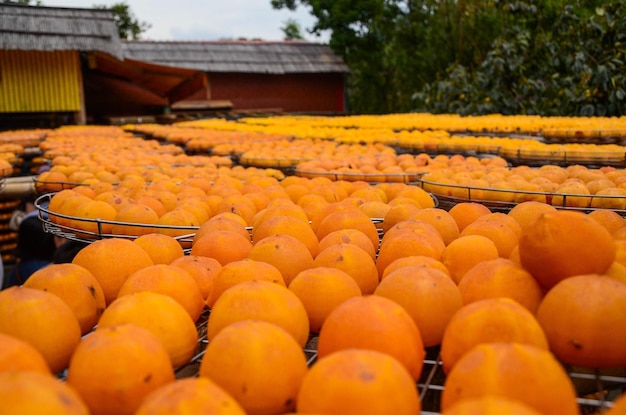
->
[42, 0, 329, 42]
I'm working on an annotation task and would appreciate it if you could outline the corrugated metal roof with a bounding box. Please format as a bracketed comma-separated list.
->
[122, 41, 349, 74]
[0, 4, 123, 59]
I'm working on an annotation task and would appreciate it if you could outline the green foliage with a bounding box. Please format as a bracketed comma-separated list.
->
[272, 0, 626, 116]
[93, 2, 151, 40]
[282, 18, 305, 40]
[419, 1, 626, 116]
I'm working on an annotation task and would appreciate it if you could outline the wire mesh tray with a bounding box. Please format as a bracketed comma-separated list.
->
[500, 147, 626, 168]
[540, 128, 626, 144]
[295, 168, 419, 183]
[157, 310, 626, 414]
[33, 179, 101, 193]
[238, 156, 313, 169]
[416, 177, 626, 215]
[34, 193, 198, 246]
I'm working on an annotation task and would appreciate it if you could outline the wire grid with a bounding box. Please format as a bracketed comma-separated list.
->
[416, 177, 626, 215]
[175, 310, 626, 414]
[295, 168, 419, 183]
[34, 193, 199, 248]
[502, 149, 626, 168]
[33, 178, 117, 193]
[37, 200, 626, 412]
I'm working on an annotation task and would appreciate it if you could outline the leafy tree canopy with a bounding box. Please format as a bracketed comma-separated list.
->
[282, 18, 305, 40]
[93, 1, 151, 40]
[272, 0, 626, 116]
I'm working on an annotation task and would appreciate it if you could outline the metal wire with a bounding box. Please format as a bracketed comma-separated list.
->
[416, 177, 626, 216]
[175, 318, 626, 414]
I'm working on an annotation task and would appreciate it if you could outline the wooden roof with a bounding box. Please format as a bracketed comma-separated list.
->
[0, 4, 123, 59]
[122, 40, 349, 74]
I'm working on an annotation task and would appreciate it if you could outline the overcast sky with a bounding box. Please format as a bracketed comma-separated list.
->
[42, 0, 329, 42]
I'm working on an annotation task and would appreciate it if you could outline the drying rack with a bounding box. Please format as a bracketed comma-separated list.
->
[416, 176, 626, 215]
[168, 309, 626, 414]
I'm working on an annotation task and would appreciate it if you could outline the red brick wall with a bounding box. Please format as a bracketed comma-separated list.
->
[208, 73, 345, 113]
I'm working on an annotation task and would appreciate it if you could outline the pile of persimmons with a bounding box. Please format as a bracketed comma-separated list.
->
[1, 120, 626, 415]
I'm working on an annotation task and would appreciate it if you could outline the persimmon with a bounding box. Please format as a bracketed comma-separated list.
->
[288, 266, 362, 333]
[441, 235, 500, 284]
[317, 295, 425, 380]
[317, 228, 377, 260]
[191, 230, 253, 266]
[0, 286, 81, 374]
[251, 214, 319, 257]
[135, 195, 167, 217]
[0, 371, 89, 414]
[249, 234, 315, 286]
[36, 170, 69, 192]
[588, 208, 626, 235]
[111, 204, 160, 236]
[200, 320, 308, 415]
[393, 185, 435, 209]
[72, 237, 154, 305]
[24, 263, 106, 335]
[251, 202, 309, 230]
[507, 201, 557, 232]
[207, 280, 310, 347]
[552, 181, 592, 208]
[170, 255, 221, 302]
[135, 377, 246, 415]
[381, 202, 423, 234]
[459, 218, 519, 258]
[297, 349, 420, 415]
[606, 392, 626, 415]
[53, 193, 92, 228]
[441, 342, 579, 415]
[536, 274, 626, 368]
[457, 258, 544, 313]
[155, 208, 200, 244]
[117, 264, 205, 322]
[519, 210, 616, 290]
[313, 242, 379, 295]
[133, 233, 185, 265]
[98, 292, 199, 368]
[0, 333, 51, 375]
[206, 259, 285, 308]
[440, 298, 549, 374]
[374, 266, 462, 347]
[381, 255, 450, 280]
[315, 208, 380, 252]
[411, 207, 460, 245]
[192, 213, 251, 243]
[67, 324, 175, 415]
[376, 228, 445, 278]
[441, 396, 542, 415]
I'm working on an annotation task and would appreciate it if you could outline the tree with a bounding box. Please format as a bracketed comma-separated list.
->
[271, 0, 506, 113]
[282, 18, 305, 40]
[272, 0, 626, 116]
[417, 1, 626, 116]
[93, 2, 150, 40]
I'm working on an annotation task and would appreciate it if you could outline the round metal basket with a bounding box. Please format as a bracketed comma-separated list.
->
[416, 176, 626, 215]
[34, 193, 198, 247]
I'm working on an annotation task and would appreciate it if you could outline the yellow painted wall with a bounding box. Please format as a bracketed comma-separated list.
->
[0, 50, 81, 112]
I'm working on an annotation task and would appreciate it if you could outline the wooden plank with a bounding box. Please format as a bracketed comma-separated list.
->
[170, 100, 233, 111]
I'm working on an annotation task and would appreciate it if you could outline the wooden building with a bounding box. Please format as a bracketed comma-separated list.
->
[122, 40, 350, 114]
[0, 4, 209, 128]
[1, 4, 349, 128]
[0, 4, 123, 128]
